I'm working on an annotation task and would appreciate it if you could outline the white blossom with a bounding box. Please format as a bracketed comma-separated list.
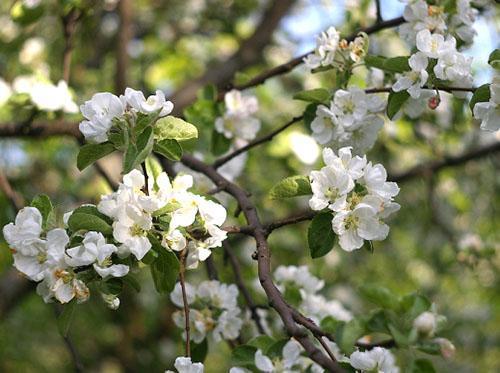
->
[473, 76, 500, 132]
[303, 26, 341, 70]
[413, 311, 438, 336]
[123, 87, 173, 116]
[392, 52, 428, 99]
[215, 90, 260, 141]
[254, 340, 302, 372]
[166, 357, 204, 373]
[349, 347, 399, 373]
[3, 207, 43, 254]
[79, 92, 124, 143]
[274, 265, 325, 295]
[399, 0, 447, 45]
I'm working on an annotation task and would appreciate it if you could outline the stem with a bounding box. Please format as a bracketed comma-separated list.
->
[179, 249, 191, 357]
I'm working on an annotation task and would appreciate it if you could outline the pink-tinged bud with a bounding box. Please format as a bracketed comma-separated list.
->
[434, 338, 456, 359]
[428, 96, 440, 110]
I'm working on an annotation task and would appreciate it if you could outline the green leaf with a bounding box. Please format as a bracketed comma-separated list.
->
[283, 285, 303, 307]
[122, 275, 141, 292]
[154, 139, 183, 161]
[100, 278, 123, 295]
[57, 301, 76, 337]
[303, 103, 319, 128]
[365, 310, 390, 334]
[359, 284, 399, 310]
[30, 194, 53, 227]
[247, 336, 276, 351]
[266, 339, 289, 359]
[71, 205, 112, 224]
[150, 249, 179, 293]
[308, 212, 336, 258]
[211, 130, 231, 156]
[134, 126, 155, 166]
[321, 316, 342, 334]
[154, 116, 198, 141]
[122, 143, 138, 174]
[383, 56, 410, 73]
[145, 157, 163, 182]
[269, 175, 312, 200]
[387, 91, 410, 119]
[488, 49, 500, 69]
[231, 345, 257, 367]
[134, 112, 160, 136]
[11, 1, 44, 25]
[399, 293, 431, 320]
[336, 318, 366, 354]
[416, 341, 441, 355]
[67, 213, 113, 235]
[77, 142, 115, 171]
[411, 359, 436, 373]
[293, 88, 331, 104]
[469, 84, 491, 111]
[365, 55, 387, 70]
[191, 338, 209, 363]
[388, 323, 409, 347]
[198, 85, 217, 101]
[108, 125, 128, 151]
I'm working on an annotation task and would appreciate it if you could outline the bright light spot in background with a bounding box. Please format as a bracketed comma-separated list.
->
[0, 142, 28, 172]
[289, 131, 320, 165]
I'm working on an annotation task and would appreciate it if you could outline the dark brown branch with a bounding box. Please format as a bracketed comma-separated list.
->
[223, 241, 266, 335]
[390, 141, 500, 183]
[213, 116, 303, 168]
[204, 256, 219, 281]
[229, 16, 405, 94]
[180, 154, 343, 372]
[178, 249, 191, 357]
[169, 0, 297, 115]
[53, 305, 85, 372]
[61, 8, 82, 83]
[115, 0, 133, 94]
[374, 0, 383, 24]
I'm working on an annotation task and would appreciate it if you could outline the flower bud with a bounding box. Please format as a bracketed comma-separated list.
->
[413, 311, 437, 336]
[434, 338, 456, 359]
[428, 96, 440, 110]
[102, 293, 120, 310]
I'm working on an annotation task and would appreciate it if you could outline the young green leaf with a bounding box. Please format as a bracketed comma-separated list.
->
[57, 301, 76, 337]
[100, 278, 123, 295]
[336, 318, 366, 354]
[154, 116, 198, 141]
[303, 103, 319, 128]
[387, 91, 410, 119]
[410, 359, 437, 373]
[67, 212, 113, 235]
[293, 88, 331, 104]
[231, 345, 258, 368]
[77, 142, 115, 171]
[134, 126, 155, 167]
[365, 55, 387, 70]
[247, 335, 276, 351]
[269, 175, 312, 200]
[154, 139, 183, 161]
[469, 84, 491, 111]
[308, 212, 335, 258]
[211, 130, 232, 156]
[150, 249, 179, 293]
[191, 339, 209, 363]
[122, 143, 138, 174]
[488, 48, 500, 69]
[30, 194, 53, 227]
[359, 284, 400, 310]
[383, 56, 410, 73]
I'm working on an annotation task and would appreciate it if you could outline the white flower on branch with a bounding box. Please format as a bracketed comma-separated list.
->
[303, 26, 340, 70]
[215, 90, 261, 141]
[166, 357, 204, 373]
[309, 147, 400, 252]
[349, 347, 399, 373]
[310, 88, 385, 154]
[392, 52, 429, 99]
[171, 280, 243, 343]
[79, 92, 125, 143]
[122, 87, 173, 116]
[473, 76, 500, 132]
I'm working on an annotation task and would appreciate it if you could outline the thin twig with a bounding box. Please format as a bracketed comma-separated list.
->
[227, 16, 405, 94]
[374, 0, 383, 24]
[179, 249, 191, 357]
[223, 241, 266, 335]
[205, 256, 219, 280]
[213, 116, 303, 168]
[61, 8, 82, 83]
[0, 169, 24, 211]
[53, 305, 85, 372]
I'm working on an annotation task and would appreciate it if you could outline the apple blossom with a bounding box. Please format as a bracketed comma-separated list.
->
[215, 90, 260, 141]
[349, 347, 399, 373]
[473, 77, 500, 132]
[166, 357, 204, 373]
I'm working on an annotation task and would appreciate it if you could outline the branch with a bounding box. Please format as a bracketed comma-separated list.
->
[61, 8, 82, 83]
[53, 305, 85, 372]
[229, 16, 406, 93]
[213, 116, 303, 168]
[178, 249, 191, 357]
[0, 169, 24, 211]
[180, 154, 343, 372]
[223, 241, 266, 335]
[169, 0, 297, 115]
[115, 0, 133, 94]
[374, 0, 383, 24]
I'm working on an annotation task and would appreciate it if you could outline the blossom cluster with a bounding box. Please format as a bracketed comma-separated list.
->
[399, 0, 478, 46]
[473, 75, 499, 132]
[2, 169, 227, 306]
[215, 89, 261, 142]
[274, 265, 352, 323]
[0, 75, 78, 113]
[349, 347, 399, 373]
[3, 206, 122, 305]
[310, 88, 385, 154]
[309, 147, 400, 252]
[79, 87, 173, 143]
[303, 26, 369, 70]
[98, 169, 227, 269]
[393, 29, 473, 99]
[170, 280, 243, 343]
[166, 357, 204, 373]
